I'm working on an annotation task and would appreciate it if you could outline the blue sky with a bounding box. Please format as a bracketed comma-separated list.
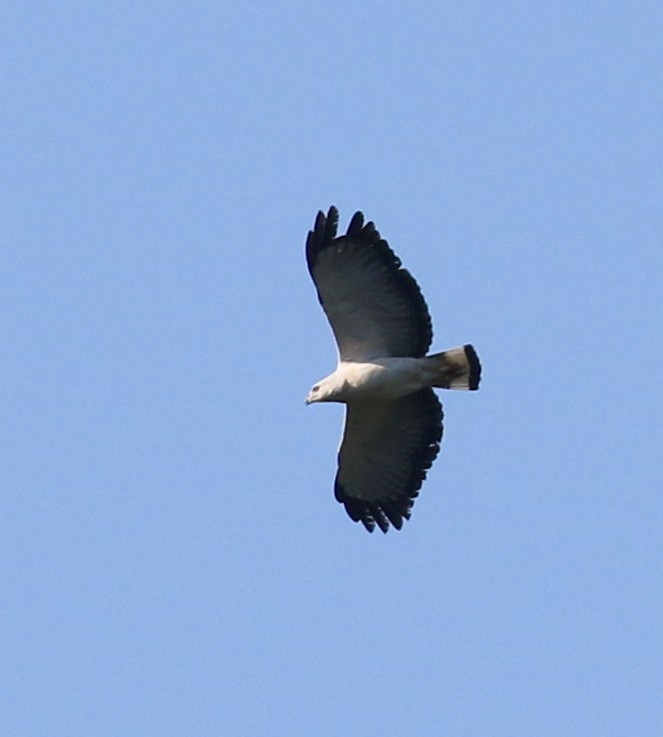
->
[2, 2, 662, 735]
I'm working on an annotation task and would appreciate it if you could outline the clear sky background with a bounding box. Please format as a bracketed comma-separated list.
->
[2, 2, 662, 736]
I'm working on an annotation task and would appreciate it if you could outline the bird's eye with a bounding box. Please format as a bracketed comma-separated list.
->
[312, 385, 320, 392]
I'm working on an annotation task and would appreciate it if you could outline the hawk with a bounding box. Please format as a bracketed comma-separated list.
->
[306, 207, 481, 532]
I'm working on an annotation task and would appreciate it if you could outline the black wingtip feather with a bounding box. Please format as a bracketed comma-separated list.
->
[306, 206, 339, 276]
[361, 517, 376, 533]
[347, 211, 365, 236]
[380, 501, 405, 530]
[323, 206, 339, 244]
[360, 220, 380, 243]
[368, 504, 390, 534]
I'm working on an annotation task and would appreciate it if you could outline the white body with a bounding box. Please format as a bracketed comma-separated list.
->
[307, 357, 435, 404]
[306, 345, 475, 405]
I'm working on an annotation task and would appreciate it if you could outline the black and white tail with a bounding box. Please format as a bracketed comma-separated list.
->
[427, 344, 481, 390]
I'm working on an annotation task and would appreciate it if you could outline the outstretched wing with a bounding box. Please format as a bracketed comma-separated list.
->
[334, 389, 443, 532]
[306, 207, 433, 361]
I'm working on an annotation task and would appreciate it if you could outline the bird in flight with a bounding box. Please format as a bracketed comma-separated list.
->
[306, 207, 481, 533]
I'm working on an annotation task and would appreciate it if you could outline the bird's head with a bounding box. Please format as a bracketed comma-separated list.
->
[306, 376, 338, 405]
[306, 382, 324, 405]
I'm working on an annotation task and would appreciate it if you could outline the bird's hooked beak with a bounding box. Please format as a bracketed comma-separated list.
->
[306, 382, 322, 405]
[305, 388, 318, 405]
